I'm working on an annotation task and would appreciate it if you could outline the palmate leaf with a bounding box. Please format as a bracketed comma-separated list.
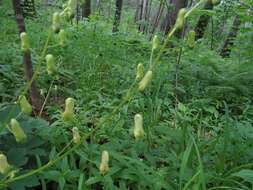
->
[9, 175, 39, 190]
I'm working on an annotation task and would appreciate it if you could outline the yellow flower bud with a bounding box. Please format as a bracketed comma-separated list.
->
[10, 119, 27, 143]
[60, 7, 70, 19]
[67, 10, 75, 20]
[62, 3, 67, 9]
[175, 8, 187, 30]
[45, 54, 56, 75]
[136, 63, 144, 80]
[67, 0, 77, 10]
[62, 98, 75, 122]
[99, 150, 109, 175]
[187, 30, 196, 49]
[52, 12, 60, 33]
[18, 95, 32, 115]
[59, 29, 66, 47]
[212, 0, 220, 6]
[20, 32, 29, 52]
[138, 70, 153, 91]
[0, 154, 11, 174]
[72, 127, 81, 144]
[134, 114, 145, 139]
[152, 35, 159, 51]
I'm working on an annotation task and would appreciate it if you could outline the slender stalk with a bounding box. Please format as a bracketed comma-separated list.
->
[0, 30, 52, 132]
[35, 156, 47, 190]
[39, 79, 55, 117]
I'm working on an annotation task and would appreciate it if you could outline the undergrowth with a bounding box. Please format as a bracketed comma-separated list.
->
[0, 0, 253, 190]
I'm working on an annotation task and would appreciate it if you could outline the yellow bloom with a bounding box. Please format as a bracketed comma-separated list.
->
[138, 71, 153, 91]
[175, 8, 187, 30]
[152, 35, 159, 51]
[99, 150, 109, 175]
[45, 54, 56, 75]
[0, 154, 11, 174]
[62, 98, 75, 121]
[59, 29, 66, 47]
[19, 95, 32, 115]
[20, 32, 29, 52]
[136, 63, 144, 80]
[187, 30, 196, 49]
[134, 114, 145, 139]
[52, 12, 60, 33]
[72, 127, 81, 144]
[10, 119, 27, 143]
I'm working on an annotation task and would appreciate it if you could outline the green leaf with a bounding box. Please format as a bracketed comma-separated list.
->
[9, 175, 39, 190]
[7, 148, 28, 167]
[180, 140, 193, 188]
[78, 173, 84, 190]
[231, 169, 253, 183]
[86, 176, 102, 185]
[0, 104, 20, 132]
[43, 170, 62, 181]
[59, 176, 66, 190]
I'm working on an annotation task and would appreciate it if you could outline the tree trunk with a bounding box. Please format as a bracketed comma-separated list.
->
[150, 0, 165, 36]
[112, 0, 123, 32]
[220, 16, 241, 57]
[144, 0, 153, 34]
[82, 0, 91, 19]
[135, 0, 142, 23]
[135, 0, 149, 33]
[194, 1, 213, 40]
[164, 0, 188, 35]
[12, 0, 41, 113]
[140, 0, 149, 33]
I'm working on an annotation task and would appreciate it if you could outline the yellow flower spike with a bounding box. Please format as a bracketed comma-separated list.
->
[66, 0, 76, 19]
[10, 119, 27, 143]
[134, 114, 145, 140]
[62, 3, 67, 9]
[136, 63, 144, 81]
[152, 35, 159, 51]
[18, 95, 32, 115]
[52, 12, 60, 33]
[67, 9, 75, 20]
[138, 70, 153, 91]
[72, 127, 81, 144]
[59, 29, 66, 47]
[20, 32, 29, 52]
[175, 8, 187, 30]
[62, 98, 75, 122]
[187, 30, 196, 49]
[67, 0, 77, 10]
[0, 154, 11, 174]
[45, 54, 56, 75]
[212, 0, 220, 6]
[99, 150, 109, 175]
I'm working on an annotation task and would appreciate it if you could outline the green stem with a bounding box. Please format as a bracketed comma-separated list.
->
[39, 79, 55, 117]
[0, 30, 53, 132]
[35, 155, 47, 190]
[2, 141, 78, 185]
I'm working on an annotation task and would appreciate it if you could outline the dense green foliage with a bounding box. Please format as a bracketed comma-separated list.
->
[0, 0, 253, 190]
